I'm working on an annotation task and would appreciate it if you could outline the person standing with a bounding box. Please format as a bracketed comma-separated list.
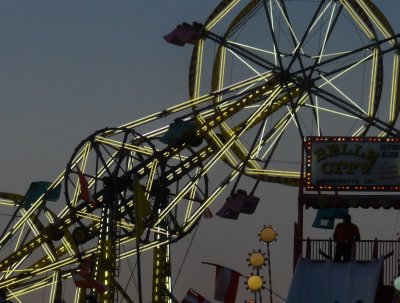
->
[333, 214, 360, 261]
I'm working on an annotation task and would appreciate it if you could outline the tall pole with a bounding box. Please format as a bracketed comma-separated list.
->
[94, 178, 117, 303]
[266, 243, 273, 303]
[136, 231, 144, 303]
[152, 161, 172, 303]
[133, 175, 145, 303]
[259, 225, 278, 303]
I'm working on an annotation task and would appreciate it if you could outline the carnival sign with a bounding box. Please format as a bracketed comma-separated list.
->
[305, 137, 400, 191]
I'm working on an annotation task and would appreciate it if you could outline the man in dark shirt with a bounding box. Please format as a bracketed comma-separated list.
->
[333, 214, 360, 261]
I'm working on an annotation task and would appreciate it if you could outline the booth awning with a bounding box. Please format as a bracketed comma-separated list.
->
[300, 193, 400, 209]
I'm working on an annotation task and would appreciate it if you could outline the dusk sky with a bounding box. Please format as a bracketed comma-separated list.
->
[1, 1, 400, 302]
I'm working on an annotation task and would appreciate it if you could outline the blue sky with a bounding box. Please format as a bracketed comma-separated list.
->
[1, 1, 400, 302]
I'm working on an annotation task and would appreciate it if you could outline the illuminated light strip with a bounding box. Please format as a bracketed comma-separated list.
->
[254, 118, 268, 159]
[6, 288, 22, 303]
[3, 252, 31, 284]
[0, 210, 61, 280]
[214, 71, 276, 95]
[74, 288, 82, 303]
[120, 92, 213, 130]
[367, 48, 379, 117]
[3, 154, 72, 238]
[315, 1, 337, 65]
[184, 167, 201, 222]
[118, 238, 171, 260]
[356, 0, 397, 45]
[127, 148, 136, 172]
[319, 75, 368, 116]
[4, 233, 31, 278]
[7, 275, 55, 299]
[225, 48, 273, 98]
[304, 104, 359, 119]
[156, 87, 283, 225]
[76, 211, 134, 230]
[76, 211, 102, 222]
[389, 53, 400, 123]
[13, 223, 25, 255]
[146, 159, 159, 199]
[316, 96, 321, 136]
[44, 211, 76, 257]
[341, 0, 374, 39]
[215, 41, 226, 96]
[228, 41, 278, 57]
[140, 125, 169, 139]
[220, 84, 285, 141]
[0, 178, 62, 249]
[183, 167, 242, 233]
[94, 136, 154, 156]
[311, 50, 356, 59]
[205, 0, 240, 31]
[245, 169, 300, 177]
[196, 113, 238, 167]
[285, 105, 299, 129]
[269, 0, 278, 65]
[1, 253, 90, 288]
[274, 0, 303, 55]
[193, 38, 204, 101]
[30, 255, 79, 275]
[220, 121, 260, 170]
[1, 269, 32, 272]
[273, 98, 304, 135]
[156, 140, 234, 226]
[313, 52, 373, 120]
[58, 205, 73, 220]
[0, 200, 15, 206]
[3, 254, 30, 281]
[259, 116, 294, 161]
[21, 209, 56, 263]
[258, 93, 309, 161]
[307, 0, 333, 33]
[8, 269, 83, 299]
[2, 233, 170, 285]
[49, 271, 59, 302]
[209, 129, 238, 167]
[318, 54, 373, 85]
[71, 142, 92, 207]
[230, 87, 299, 136]
[377, 131, 387, 138]
[224, 49, 279, 96]
[0, 193, 23, 201]
[121, 76, 275, 134]
[203, 85, 284, 141]
[0, 276, 18, 289]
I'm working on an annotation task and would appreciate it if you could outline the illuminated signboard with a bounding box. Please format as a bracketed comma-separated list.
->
[305, 137, 400, 191]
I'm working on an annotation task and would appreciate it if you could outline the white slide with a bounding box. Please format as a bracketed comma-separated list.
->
[287, 257, 384, 303]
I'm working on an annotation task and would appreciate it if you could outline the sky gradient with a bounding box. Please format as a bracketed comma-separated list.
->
[1, 1, 400, 302]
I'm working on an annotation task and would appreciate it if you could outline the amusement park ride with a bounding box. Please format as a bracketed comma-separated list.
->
[1, 0, 400, 302]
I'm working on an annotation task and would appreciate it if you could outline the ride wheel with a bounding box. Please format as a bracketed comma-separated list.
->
[64, 126, 209, 243]
[189, 0, 400, 184]
[63, 127, 210, 302]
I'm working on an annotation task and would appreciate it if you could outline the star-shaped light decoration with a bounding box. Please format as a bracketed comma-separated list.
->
[247, 249, 267, 269]
[245, 274, 265, 293]
[258, 225, 278, 244]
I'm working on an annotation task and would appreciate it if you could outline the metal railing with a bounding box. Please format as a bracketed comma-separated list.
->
[299, 238, 400, 285]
